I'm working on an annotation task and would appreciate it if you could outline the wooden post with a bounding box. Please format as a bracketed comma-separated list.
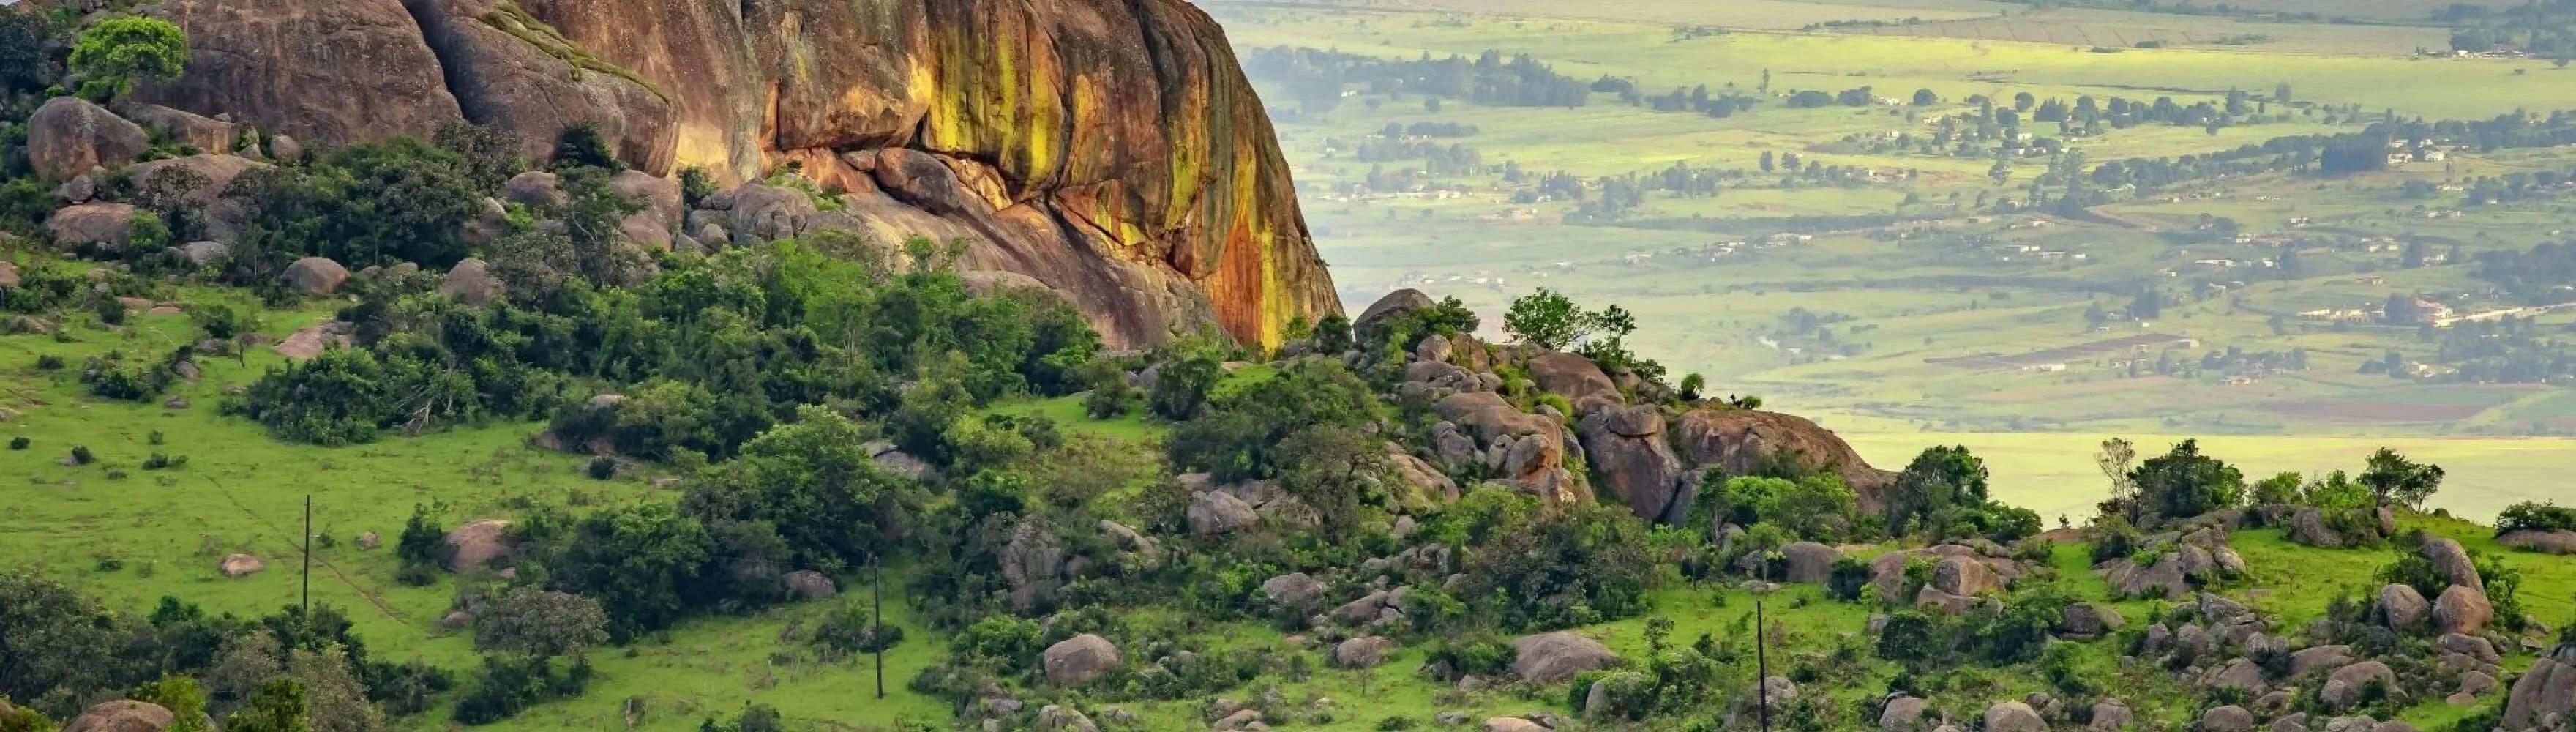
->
[1756, 597, 1770, 732]
[872, 554, 886, 700]
[301, 495, 312, 616]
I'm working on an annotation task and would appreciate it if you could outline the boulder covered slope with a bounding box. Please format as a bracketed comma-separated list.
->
[105, 0, 1338, 348]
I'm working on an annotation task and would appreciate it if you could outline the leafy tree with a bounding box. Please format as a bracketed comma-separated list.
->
[1505, 288, 1586, 350]
[1168, 359, 1379, 482]
[2128, 439, 2244, 521]
[1885, 445, 1988, 535]
[130, 676, 211, 732]
[2250, 471, 2303, 506]
[551, 122, 623, 171]
[679, 406, 910, 578]
[1147, 337, 1225, 420]
[519, 503, 714, 640]
[67, 16, 188, 100]
[473, 588, 609, 659]
[2358, 448, 2443, 510]
[223, 678, 309, 732]
[0, 573, 157, 717]
[1273, 425, 1388, 536]
[0, 701, 53, 732]
[433, 123, 525, 193]
[1313, 313, 1354, 354]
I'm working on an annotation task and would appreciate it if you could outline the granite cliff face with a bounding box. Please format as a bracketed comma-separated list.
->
[121, 0, 1338, 347]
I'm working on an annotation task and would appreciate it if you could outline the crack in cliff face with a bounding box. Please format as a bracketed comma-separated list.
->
[394, 0, 471, 124]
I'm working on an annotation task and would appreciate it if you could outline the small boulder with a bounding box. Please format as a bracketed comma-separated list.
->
[1480, 718, 1546, 732]
[1041, 634, 1121, 687]
[179, 241, 230, 266]
[267, 135, 304, 164]
[2290, 645, 2354, 676]
[1036, 705, 1097, 732]
[356, 531, 381, 550]
[218, 553, 263, 578]
[440, 611, 473, 630]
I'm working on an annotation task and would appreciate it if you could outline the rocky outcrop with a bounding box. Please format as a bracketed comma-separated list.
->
[1434, 391, 1588, 506]
[1530, 352, 1620, 413]
[46, 203, 141, 252]
[132, 0, 1339, 348]
[1576, 404, 1683, 522]
[1671, 408, 1897, 512]
[119, 103, 238, 154]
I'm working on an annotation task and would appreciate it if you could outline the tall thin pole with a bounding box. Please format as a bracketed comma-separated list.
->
[300, 495, 313, 616]
[1756, 597, 1770, 732]
[872, 554, 886, 700]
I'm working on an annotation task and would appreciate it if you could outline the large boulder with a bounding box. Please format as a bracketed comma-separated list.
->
[1671, 408, 1898, 512]
[2291, 646, 2356, 676]
[2059, 602, 2126, 639]
[2204, 706, 2258, 732]
[2289, 508, 2343, 548]
[1529, 352, 1619, 413]
[1260, 572, 1327, 610]
[1510, 631, 1618, 684]
[1041, 633, 1121, 687]
[2504, 644, 2576, 730]
[2422, 537, 2484, 593]
[2432, 586, 2493, 635]
[2091, 700, 2135, 731]
[1354, 289, 1434, 333]
[1984, 701, 2045, 732]
[403, 0, 676, 172]
[124, 154, 268, 242]
[1931, 554, 2000, 597]
[283, 257, 350, 296]
[1782, 542, 1841, 584]
[64, 700, 175, 732]
[2319, 662, 2397, 710]
[1881, 695, 1930, 731]
[1186, 490, 1259, 536]
[1576, 404, 1684, 522]
[443, 519, 515, 572]
[45, 203, 142, 251]
[441, 258, 506, 305]
[2498, 529, 2576, 555]
[998, 520, 1066, 613]
[27, 97, 150, 181]
[135, 0, 462, 146]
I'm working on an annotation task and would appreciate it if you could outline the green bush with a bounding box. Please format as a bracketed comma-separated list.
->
[77, 351, 171, 401]
[2497, 501, 2576, 534]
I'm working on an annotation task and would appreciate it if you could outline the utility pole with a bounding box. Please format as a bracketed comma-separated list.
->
[872, 554, 886, 700]
[1756, 597, 1770, 732]
[301, 495, 313, 616]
